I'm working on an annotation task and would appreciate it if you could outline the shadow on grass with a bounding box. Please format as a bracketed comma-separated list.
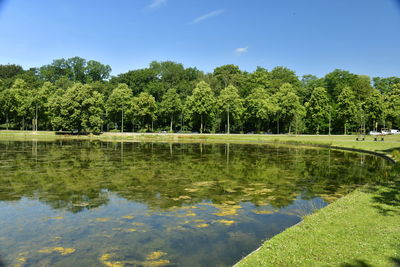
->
[340, 260, 372, 267]
[367, 162, 400, 216]
[340, 257, 400, 267]
[390, 257, 400, 267]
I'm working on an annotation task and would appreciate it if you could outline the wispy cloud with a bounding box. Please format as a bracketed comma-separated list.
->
[235, 47, 248, 55]
[190, 9, 225, 24]
[148, 0, 167, 9]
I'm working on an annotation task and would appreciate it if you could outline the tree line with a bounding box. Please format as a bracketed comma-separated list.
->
[0, 57, 399, 134]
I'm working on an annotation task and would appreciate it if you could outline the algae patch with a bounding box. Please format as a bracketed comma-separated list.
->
[38, 247, 75, 255]
[96, 217, 112, 222]
[146, 251, 167, 260]
[214, 219, 235, 226]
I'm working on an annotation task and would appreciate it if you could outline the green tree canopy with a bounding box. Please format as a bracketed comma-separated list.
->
[337, 86, 358, 134]
[185, 81, 215, 133]
[218, 85, 244, 133]
[133, 92, 157, 131]
[305, 87, 331, 134]
[245, 87, 277, 131]
[384, 83, 400, 129]
[362, 89, 384, 131]
[275, 83, 305, 134]
[106, 83, 133, 132]
[50, 83, 104, 132]
[159, 88, 182, 132]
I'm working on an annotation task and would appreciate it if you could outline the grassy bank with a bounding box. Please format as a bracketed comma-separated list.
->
[1, 131, 400, 266]
[234, 184, 400, 267]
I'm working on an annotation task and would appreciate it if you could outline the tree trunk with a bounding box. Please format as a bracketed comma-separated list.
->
[170, 115, 173, 132]
[36, 103, 38, 131]
[289, 124, 291, 135]
[6, 113, 8, 130]
[200, 114, 203, 134]
[344, 122, 347, 135]
[151, 119, 154, 132]
[121, 108, 124, 133]
[22, 117, 25, 131]
[277, 117, 280, 134]
[181, 112, 183, 131]
[227, 107, 230, 134]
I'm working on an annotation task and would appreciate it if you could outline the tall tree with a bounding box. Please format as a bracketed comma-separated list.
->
[40, 57, 111, 83]
[275, 83, 305, 134]
[305, 87, 330, 134]
[85, 60, 112, 82]
[133, 92, 157, 131]
[269, 66, 301, 94]
[0, 64, 24, 79]
[0, 88, 15, 129]
[159, 88, 182, 132]
[10, 79, 32, 130]
[384, 83, 400, 129]
[362, 89, 384, 131]
[301, 75, 326, 101]
[50, 83, 104, 132]
[373, 77, 400, 94]
[218, 85, 244, 134]
[185, 81, 215, 133]
[337, 86, 358, 134]
[242, 67, 270, 97]
[211, 64, 244, 94]
[31, 81, 55, 130]
[353, 75, 373, 101]
[106, 83, 133, 132]
[324, 69, 357, 100]
[245, 87, 277, 132]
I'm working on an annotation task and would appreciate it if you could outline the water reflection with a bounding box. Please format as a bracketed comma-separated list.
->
[0, 141, 391, 266]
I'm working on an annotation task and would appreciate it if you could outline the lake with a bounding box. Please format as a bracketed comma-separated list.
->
[0, 141, 390, 267]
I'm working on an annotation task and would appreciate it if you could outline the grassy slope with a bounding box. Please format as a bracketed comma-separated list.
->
[235, 188, 400, 267]
[1, 131, 400, 266]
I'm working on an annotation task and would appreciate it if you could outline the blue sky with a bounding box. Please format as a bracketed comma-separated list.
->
[0, 0, 399, 78]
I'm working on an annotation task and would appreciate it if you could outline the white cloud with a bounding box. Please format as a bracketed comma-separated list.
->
[190, 9, 225, 24]
[235, 47, 248, 55]
[148, 0, 167, 9]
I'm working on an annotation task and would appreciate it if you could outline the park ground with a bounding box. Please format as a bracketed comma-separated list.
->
[1, 131, 400, 266]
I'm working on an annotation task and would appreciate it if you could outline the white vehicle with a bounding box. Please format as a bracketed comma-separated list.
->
[390, 129, 400, 135]
[381, 129, 391, 135]
[369, 131, 381, 136]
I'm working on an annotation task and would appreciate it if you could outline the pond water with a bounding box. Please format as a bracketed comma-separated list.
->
[0, 140, 390, 267]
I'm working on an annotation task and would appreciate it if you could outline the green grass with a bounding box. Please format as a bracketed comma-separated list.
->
[1, 131, 400, 266]
[234, 186, 400, 267]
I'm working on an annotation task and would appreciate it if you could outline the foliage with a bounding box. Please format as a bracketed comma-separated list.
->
[159, 88, 182, 132]
[337, 86, 358, 134]
[363, 89, 384, 130]
[275, 83, 305, 134]
[133, 92, 157, 131]
[106, 83, 133, 131]
[305, 87, 331, 134]
[50, 83, 104, 132]
[218, 85, 244, 133]
[185, 81, 216, 133]
[245, 87, 277, 131]
[0, 57, 399, 133]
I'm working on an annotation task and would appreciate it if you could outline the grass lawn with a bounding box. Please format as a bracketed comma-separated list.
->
[1, 131, 400, 266]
